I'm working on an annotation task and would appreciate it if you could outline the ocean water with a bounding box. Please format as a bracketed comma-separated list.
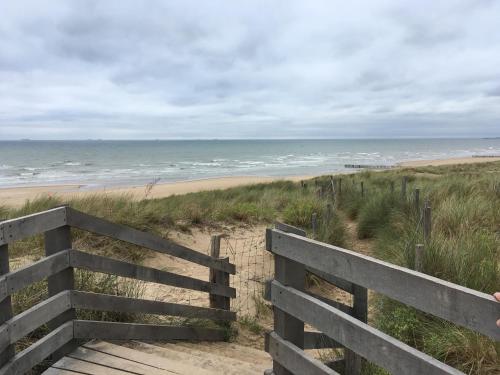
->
[0, 139, 499, 188]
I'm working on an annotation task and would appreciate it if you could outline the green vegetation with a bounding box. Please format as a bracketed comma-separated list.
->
[2, 161, 498, 374]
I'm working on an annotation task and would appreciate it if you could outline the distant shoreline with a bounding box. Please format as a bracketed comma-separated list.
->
[0, 156, 498, 208]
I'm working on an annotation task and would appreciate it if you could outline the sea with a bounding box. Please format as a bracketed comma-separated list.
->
[0, 139, 499, 189]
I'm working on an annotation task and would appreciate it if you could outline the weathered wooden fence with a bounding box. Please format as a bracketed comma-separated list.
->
[264, 222, 499, 375]
[0, 206, 236, 374]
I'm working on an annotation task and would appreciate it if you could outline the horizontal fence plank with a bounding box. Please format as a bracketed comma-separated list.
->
[69, 250, 235, 298]
[71, 291, 236, 321]
[66, 207, 235, 274]
[271, 281, 464, 375]
[0, 250, 70, 300]
[0, 207, 67, 246]
[73, 320, 226, 341]
[269, 230, 500, 341]
[266, 332, 339, 375]
[0, 321, 73, 375]
[307, 292, 353, 315]
[274, 222, 306, 237]
[0, 291, 71, 353]
[304, 331, 342, 350]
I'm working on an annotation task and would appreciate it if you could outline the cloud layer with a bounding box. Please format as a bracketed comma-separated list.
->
[1, 1, 500, 139]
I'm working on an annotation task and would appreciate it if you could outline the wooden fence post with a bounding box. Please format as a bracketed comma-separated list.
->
[271, 233, 306, 375]
[325, 203, 333, 224]
[338, 178, 342, 195]
[401, 176, 408, 199]
[45, 225, 76, 358]
[390, 181, 395, 195]
[210, 235, 230, 312]
[311, 213, 318, 238]
[415, 244, 424, 272]
[360, 182, 364, 198]
[414, 188, 420, 212]
[423, 201, 432, 243]
[345, 285, 368, 375]
[0, 244, 15, 366]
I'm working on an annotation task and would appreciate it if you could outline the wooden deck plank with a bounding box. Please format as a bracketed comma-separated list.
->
[83, 341, 215, 375]
[50, 356, 133, 375]
[67, 346, 175, 375]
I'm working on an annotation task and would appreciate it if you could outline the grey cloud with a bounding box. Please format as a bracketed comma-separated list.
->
[0, 0, 500, 139]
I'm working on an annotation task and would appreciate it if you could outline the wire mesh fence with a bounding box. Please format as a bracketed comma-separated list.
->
[217, 234, 274, 317]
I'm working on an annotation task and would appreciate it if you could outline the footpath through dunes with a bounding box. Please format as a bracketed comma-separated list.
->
[45, 340, 272, 374]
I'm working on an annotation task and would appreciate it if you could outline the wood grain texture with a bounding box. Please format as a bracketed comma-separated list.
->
[267, 332, 339, 375]
[71, 291, 235, 321]
[73, 320, 227, 341]
[0, 321, 73, 375]
[0, 250, 70, 300]
[0, 245, 14, 367]
[269, 229, 500, 341]
[69, 250, 235, 298]
[66, 207, 235, 274]
[0, 207, 67, 246]
[0, 291, 71, 353]
[271, 281, 464, 375]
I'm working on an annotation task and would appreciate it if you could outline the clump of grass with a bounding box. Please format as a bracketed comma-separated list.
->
[356, 191, 399, 239]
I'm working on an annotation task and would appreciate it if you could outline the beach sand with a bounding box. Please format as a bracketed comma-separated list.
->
[0, 175, 311, 207]
[1, 156, 498, 208]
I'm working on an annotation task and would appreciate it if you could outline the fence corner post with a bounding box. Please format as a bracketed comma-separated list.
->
[44, 225, 77, 359]
[209, 234, 230, 312]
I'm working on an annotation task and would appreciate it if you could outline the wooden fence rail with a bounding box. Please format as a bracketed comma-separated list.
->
[265, 224, 499, 375]
[0, 207, 236, 374]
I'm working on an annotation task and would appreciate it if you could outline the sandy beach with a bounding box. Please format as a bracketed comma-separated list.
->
[1, 156, 498, 208]
[0, 175, 312, 208]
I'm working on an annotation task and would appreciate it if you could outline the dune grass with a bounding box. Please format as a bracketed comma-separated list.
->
[2, 161, 498, 374]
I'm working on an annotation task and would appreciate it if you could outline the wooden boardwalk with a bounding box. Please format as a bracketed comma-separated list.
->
[44, 341, 271, 375]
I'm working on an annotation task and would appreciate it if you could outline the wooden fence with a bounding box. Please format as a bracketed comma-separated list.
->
[0, 206, 236, 374]
[264, 223, 499, 375]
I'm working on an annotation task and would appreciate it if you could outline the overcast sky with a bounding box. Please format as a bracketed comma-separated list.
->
[1, 1, 500, 139]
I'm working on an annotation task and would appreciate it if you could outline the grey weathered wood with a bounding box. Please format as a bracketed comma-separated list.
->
[272, 237, 306, 375]
[69, 250, 235, 298]
[45, 226, 76, 360]
[307, 291, 353, 315]
[401, 176, 408, 199]
[269, 229, 500, 341]
[360, 181, 364, 197]
[0, 207, 67, 246]
[209, 235, 231, 311]
[66, 207, 235, 274]
[73, 320, 226, 341]
[0, 245, 13, 367]
[0, 291, 71, 353]
[0, 250, 70, 300]
[345, 285, 368, 375]
[0, 321, 73, 375]
[415, 244, 424, 272]
[271, 281, 464, 375]
[52, 356, 132, 375]
[311, 213, 318, 238]
[274, 222, 306, 237]
[304, 331, 342, 349]
[423, 200, 432, 243]
[414, 188, 420, 211]
[266, 332, 339, 375]
[71, 290, 235, 321]
[67, 346, 173, 375]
